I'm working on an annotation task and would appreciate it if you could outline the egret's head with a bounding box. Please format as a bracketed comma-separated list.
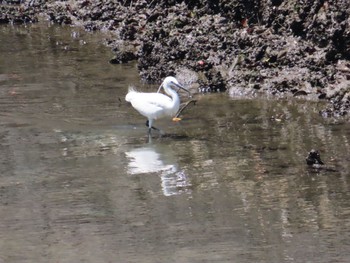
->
[157, 76, 191, 97]
[163, 76, 180, 88]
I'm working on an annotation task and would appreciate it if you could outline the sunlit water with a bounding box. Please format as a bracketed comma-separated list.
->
[0, 23, 350, 263]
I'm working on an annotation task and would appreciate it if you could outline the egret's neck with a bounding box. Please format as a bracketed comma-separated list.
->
[164, 87, 180, 111]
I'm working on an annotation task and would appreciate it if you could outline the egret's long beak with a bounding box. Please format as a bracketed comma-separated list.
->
[173, 82, 191, 97]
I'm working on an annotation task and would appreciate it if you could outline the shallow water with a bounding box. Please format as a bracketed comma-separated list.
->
[0, 23, 350, 263]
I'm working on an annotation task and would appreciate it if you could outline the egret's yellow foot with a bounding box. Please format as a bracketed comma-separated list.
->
[172, 117, 182, 122]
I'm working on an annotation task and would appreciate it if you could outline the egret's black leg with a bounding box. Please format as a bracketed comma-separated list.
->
[146, 120, 152, 135]
[145, 120, 160, 132]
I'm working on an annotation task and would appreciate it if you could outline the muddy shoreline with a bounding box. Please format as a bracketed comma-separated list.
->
[1, 0, 349, 119]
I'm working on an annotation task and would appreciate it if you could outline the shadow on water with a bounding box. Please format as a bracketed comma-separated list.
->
[1, 23, 350, 263]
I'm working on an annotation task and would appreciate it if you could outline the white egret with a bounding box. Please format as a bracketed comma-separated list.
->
[125, 76, 190, 134]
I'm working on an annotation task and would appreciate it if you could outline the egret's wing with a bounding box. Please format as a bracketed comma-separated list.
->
[129, 93, 172, 119]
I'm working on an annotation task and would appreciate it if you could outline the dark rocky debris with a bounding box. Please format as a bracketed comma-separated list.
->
[306, 149, 324, 166]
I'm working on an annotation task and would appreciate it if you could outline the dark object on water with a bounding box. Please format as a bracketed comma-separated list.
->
[305, 149, 339, 173]
[306, 149, 324, 166]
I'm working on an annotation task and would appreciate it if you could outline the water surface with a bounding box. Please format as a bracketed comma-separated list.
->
[0, 23, 350, 263]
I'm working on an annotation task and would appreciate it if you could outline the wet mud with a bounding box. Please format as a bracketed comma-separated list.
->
[1, 0, 350, 119]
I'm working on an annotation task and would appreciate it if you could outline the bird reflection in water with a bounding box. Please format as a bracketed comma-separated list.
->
[125, 146, 191, 196]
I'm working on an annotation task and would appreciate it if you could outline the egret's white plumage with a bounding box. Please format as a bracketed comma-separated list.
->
[125, 76, 190, 134]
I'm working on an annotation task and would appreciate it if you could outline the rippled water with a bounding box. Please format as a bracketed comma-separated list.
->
[0, 23, 350, 263]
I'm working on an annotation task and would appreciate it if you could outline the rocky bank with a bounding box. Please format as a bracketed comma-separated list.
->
[1, 0, 349, 119]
